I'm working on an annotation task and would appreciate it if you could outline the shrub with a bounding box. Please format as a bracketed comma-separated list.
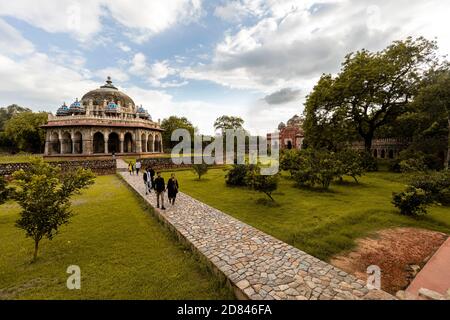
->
[0, 176, 9, 205]
[360, 152, 378, 172]
[225, 164, 256, 186]
[292, 149, 341, 189]
[392, 150, 444, 173]
[245, 166, 279, 202]
[410, 171, 450, 206]
[392, 186, 431, 216]
[280, 149, 301, 174]
[192, 163, 209, 180]
[336, 149, 365, 183]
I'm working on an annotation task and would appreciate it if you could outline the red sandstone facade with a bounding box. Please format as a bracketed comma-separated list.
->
[267, 115, 305, 150]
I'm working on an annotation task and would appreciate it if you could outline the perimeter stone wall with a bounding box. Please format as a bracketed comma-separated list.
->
[0, 160, 116, 176]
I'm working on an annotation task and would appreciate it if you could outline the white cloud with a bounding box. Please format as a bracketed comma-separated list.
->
[107, 0, 204, 43]
[129, 53, 148, 76]
[0, 1, 103, 42]
[0, 52, 97, 109]
[122, 86, 246, 134]
[96, 67, 129, 82]
[187, 0, 450, 93]
[0, 18, 34, 55]
[129, 52, 187, 88]
[214, 0, 267, 23]
[0, 0, 204, 42]
[117, 42, 132, 53]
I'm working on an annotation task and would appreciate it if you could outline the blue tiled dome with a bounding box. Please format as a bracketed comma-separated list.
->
[70, 99, 82, 113]
[137, 106, 150, 119]
[137, 106, 146, 114]
[56, 103, 69, 116]
[106, 101, 118, 112]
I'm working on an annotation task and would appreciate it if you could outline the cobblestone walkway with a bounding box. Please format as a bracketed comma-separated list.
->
[117, 160, 393, 300]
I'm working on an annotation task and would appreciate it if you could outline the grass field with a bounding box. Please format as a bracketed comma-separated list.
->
[161, 169, 450, 261]
[0, 175, 233, 300]
[0, 154, 43, 164]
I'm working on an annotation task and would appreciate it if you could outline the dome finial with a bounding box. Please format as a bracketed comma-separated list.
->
[100, 76, 118, 90]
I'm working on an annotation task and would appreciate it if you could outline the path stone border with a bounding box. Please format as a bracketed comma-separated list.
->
[117, 159, 394, 300]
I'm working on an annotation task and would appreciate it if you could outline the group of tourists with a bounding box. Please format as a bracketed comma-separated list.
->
[127, 160, 179, 211]
[128, 160, 142, 176]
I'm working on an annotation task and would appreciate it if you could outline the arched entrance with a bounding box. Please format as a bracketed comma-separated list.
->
[141, 133, 147, 153]
[74, 132, 83, 154]
[287, 141, 293, 150]
[61, 132, 72, 154]
[373, 149, 378, 158]
[108, 132, 120, 154]
[388, 150, 394, 159]
[51, 132, 60, 154]
[124, 132, 133, 153]
[148, 135, 154, 152]
[381, 149, 386, 159]
[93, 132, 105, 154]
[155, 135, 161, 153]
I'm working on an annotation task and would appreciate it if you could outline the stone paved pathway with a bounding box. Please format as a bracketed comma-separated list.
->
[117, 159, 393, 300]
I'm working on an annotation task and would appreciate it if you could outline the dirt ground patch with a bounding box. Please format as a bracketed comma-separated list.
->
[331, 228, 448, 295]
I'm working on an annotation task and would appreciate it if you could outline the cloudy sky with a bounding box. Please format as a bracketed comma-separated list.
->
[0, 0, 449, 135]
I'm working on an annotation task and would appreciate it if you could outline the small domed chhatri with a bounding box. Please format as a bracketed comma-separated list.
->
[56, 103, 70, 116]
[106, 101, 119, 113]
[70, 98, 83, 113]
[43, 77, 164, 157]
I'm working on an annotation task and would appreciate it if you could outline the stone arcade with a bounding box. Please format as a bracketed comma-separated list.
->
[43, 77, 163, 157]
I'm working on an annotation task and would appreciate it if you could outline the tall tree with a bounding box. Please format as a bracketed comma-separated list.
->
[412, 67, 450, 169]
[214, 115, 244, 133]
[4, 112, 48, 153]
[0, 104, 31, 131]
[11, 158, 95, 261]
[160, 116, 196, 150]
[304, 37, 439, 152]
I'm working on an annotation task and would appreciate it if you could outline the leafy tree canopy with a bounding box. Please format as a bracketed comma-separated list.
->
[304, 37, 441, 152]
[0, 104, 31, 131]
[11, 158, 95, 261]
[161, 116, 196, 150]
[4, 112, 48, 153]
[214, 115, 244, 132]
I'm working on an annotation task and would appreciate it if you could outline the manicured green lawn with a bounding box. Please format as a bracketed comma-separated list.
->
[163, 169, 450, 261]
[0, 154, 42, 164]
[0, 175, 233, 300]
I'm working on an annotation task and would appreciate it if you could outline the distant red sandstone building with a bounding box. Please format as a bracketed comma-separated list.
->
[267, 115, 412, 160]
[267, 115, 305, 150]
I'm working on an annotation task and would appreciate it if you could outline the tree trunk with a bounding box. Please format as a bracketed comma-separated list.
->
[364, 135, 373, 153]
[32, 239, 39, 262]
[265, 192, 275, 202]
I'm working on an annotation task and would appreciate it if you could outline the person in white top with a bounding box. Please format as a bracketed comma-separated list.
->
[135, 160, 142, 176]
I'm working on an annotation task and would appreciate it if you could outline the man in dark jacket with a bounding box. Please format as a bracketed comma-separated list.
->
[149, 167, 156, 190]
[154, 172, 166, 210]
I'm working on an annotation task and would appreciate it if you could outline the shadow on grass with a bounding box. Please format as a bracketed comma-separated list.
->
[292, 184, 340, 194]
[255, 198, 281, 208]
[334, 180, 369, 188]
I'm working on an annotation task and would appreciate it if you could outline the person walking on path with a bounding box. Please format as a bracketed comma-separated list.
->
[135, 160, 142, 176]
[128, 161, 133, 175]
[154, 172, 166, 210]
[167, 173, 179, 206]
[149, 167, 156, 190]
[143, 169, 152, 195]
